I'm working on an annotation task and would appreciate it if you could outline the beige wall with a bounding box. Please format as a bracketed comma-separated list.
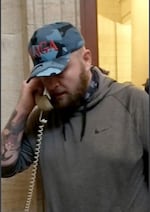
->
[2, 0, 80, 211]
[97, 14, 131, 82]
[97, 0, 149, 87]
[97, 0, 121, 22]
[131, 0, 149, 86]
[97, 15, 117, 79]
[120, 0, 131, 23]
[116, 22, 131, 82]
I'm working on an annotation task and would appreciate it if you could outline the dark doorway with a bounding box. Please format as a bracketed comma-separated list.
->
[80, 0, 98, 66]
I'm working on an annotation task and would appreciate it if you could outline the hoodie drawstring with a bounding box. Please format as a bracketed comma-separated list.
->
[80, 103, 87, 142]
[62, 107, 86, 142]
[61, 67, 99, 142]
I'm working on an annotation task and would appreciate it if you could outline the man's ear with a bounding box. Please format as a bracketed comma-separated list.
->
[83, 49, 92, 70]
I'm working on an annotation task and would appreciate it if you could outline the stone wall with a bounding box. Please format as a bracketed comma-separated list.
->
[97, 0, 149, 87]
[2, 0, 80, 211]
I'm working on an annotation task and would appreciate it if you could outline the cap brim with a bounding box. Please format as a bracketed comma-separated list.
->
[27, 54, 70, 82]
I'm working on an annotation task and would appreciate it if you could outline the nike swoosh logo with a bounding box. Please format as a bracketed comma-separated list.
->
[94, 127, 110, 134]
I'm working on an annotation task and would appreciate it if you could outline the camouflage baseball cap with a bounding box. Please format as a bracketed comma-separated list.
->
[27, 21, 85, 82]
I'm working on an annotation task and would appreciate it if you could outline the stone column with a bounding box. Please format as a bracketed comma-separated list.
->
[131, 0, 149, 86]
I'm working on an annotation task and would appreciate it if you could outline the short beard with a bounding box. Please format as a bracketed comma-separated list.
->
[51, 69, 89, 110]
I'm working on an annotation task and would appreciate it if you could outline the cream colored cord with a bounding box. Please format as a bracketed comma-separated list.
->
[24, 111, 47, 212]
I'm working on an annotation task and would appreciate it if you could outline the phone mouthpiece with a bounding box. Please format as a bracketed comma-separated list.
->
[35, 95, 53, 111]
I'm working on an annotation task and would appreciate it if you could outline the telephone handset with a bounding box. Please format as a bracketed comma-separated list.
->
[35, 90, 53, 111]
[24, 91, 52, 212]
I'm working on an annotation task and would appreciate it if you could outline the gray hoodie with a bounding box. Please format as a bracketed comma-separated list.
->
[2, 67, 150, 212]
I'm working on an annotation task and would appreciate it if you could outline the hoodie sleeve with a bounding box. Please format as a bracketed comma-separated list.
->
[127, 86, 149, 190]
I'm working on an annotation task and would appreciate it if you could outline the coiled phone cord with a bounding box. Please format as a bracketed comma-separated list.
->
[24, 111, 47, 212]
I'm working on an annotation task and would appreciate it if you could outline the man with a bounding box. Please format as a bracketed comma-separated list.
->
[1, 22, 149, 212]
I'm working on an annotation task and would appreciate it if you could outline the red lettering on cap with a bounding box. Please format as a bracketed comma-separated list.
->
[29, 45, 41, 58]
[49, 40, 58, 51]
[29, 40, 58, 59]
[39, 41, 50, 54]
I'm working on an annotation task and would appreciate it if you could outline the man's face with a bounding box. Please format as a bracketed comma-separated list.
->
[41, 48, 92, 109]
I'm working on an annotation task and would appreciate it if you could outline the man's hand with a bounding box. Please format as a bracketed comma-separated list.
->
[17, 78, 44, 114]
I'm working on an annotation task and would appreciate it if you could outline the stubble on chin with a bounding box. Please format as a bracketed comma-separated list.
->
[52, 71, 89, 110]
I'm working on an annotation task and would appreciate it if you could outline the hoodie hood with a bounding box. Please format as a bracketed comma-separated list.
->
[80, 66, 116, 111]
